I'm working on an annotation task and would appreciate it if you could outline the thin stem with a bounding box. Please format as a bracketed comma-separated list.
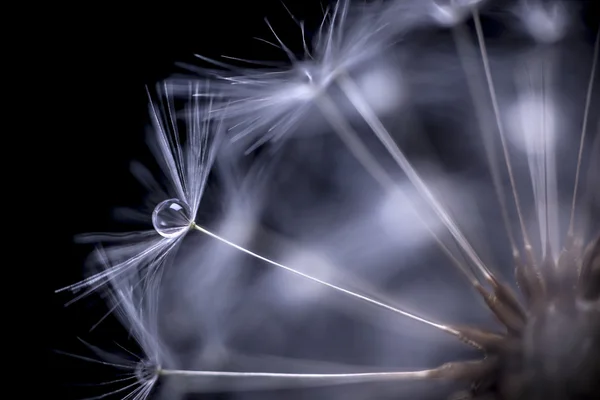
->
[157, 359, 489, 389]
[158, 369, 433, 381]
[568, 28, 600, 237]
[451, 24, 520, 262]
[191, 223, 460, 337]
[471, 11, 533, 264]
[336, 73, 494, 283]
[249, 223, 483, 340]
[540, 54, 555, 260]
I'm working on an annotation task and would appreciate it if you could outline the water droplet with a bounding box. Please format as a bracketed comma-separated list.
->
[152, 198, 192, 238]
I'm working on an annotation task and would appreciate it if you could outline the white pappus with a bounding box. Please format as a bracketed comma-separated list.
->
[56, 83, 222, 303]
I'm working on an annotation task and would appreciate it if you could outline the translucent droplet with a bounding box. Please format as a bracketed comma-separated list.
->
[152, 198, 192, 238]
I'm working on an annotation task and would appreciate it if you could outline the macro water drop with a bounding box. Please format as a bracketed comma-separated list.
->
[152, 198, 193, 238]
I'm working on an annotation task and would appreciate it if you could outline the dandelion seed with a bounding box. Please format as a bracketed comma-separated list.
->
[178, 0, 392, 151]
[56, 83, 221, 300]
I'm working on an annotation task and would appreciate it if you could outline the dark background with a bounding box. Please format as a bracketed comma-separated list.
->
[41, 1, 599, 399]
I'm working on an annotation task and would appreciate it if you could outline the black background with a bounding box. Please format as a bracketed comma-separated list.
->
[40, 1, 599, 399]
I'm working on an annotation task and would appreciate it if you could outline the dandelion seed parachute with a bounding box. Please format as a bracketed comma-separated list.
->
[73, 254, 174, 400]
[172, 0, 395, 151]
[56, 83, 221, 301]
